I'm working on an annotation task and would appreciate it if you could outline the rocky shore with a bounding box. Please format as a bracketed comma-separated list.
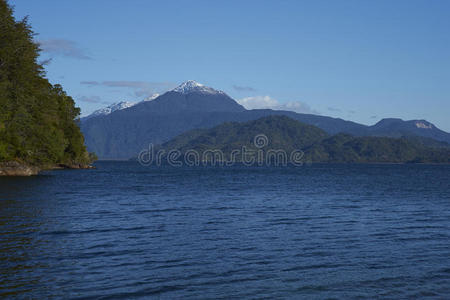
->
[0, 161, 95, 176]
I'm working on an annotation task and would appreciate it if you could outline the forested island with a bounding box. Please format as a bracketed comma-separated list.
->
[0, 1, 95, 175]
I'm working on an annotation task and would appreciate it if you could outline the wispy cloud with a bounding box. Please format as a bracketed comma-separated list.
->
[38, 39, 91, 60]
[233, 85, 256, 92]
[80, 81, 176, 98]
[80, 81, 100, 86]
[237, 96, 319, 114]
[78, 95, 109, 104]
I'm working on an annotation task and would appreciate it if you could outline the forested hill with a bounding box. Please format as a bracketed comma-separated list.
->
[0, 0, 94, 175]
[157, 116, 450, 164]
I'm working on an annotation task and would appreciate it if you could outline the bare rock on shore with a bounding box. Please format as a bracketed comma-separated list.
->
[0, 162, 40, 176]
[58, 163, 96, 170]
[0, 161, 96, 176]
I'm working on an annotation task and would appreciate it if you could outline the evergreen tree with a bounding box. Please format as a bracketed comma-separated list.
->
[0, 0, 94, 166]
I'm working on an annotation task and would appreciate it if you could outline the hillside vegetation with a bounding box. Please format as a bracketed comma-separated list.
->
[0, 0, 94, 170]
[158, 116, 450, 164]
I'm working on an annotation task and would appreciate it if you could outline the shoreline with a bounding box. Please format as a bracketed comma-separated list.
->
[0, 161, 95, 176]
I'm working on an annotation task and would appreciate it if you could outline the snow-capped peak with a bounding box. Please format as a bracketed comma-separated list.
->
[172, 80, 223, 95]
[86, 101, 136, 119]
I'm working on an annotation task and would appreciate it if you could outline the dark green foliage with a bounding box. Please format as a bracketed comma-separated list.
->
[0, 0, 93, 166]
[161, 115, 328, 161]
[160, 116, 450, 164]
[303, 135, 450, 163]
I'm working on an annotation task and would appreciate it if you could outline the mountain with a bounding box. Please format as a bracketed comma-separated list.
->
[126, 80, 245, 114]
[156, 116, 450, 164]
[81, 93, 161, 120]
[161, 115, 328, 155]
[81, 80, 450, 159]
[83, 101, 136, 120]
[172, 80, 225, 95]
[368, 118, 450, 142]
[81, 80, 248, 158]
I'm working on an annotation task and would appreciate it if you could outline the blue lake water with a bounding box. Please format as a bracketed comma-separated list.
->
[1, 162, 449, 299]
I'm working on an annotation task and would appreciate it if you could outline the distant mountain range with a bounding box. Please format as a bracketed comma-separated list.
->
[157, 115, 450, 164]
[80, 80, 450, 159]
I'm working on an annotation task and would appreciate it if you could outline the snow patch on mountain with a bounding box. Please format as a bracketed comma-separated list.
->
[172, 80, 224, 95]
[84, 93, 163, 119]
[86, 101, 135, 119]
[83, 80, 230, 119]
[143, 93, 160, 101]
[415, 121, 433, 129]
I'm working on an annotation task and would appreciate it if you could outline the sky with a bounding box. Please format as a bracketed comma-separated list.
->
[10, 0, 450, 131]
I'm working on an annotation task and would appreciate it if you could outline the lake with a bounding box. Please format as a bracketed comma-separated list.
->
[1, 162, 449, 299]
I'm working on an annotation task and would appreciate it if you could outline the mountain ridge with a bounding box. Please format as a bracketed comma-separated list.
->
[156, 115, 450, 164]
[80, 81, 450, 159]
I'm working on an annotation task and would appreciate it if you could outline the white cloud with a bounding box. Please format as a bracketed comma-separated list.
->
[237, 96, 319, 114]
[238, 96, 278, 109]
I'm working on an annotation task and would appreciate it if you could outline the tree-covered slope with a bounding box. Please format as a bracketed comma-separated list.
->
[303, 134, 450, 163]
[0, 0, 94, 171]
[157, 116, 450, 164]
[81, 92, 450, 160]
[161, 115, 327, 156]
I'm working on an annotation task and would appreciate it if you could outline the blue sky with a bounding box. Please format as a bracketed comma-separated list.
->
[10, 0, 450, 131]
